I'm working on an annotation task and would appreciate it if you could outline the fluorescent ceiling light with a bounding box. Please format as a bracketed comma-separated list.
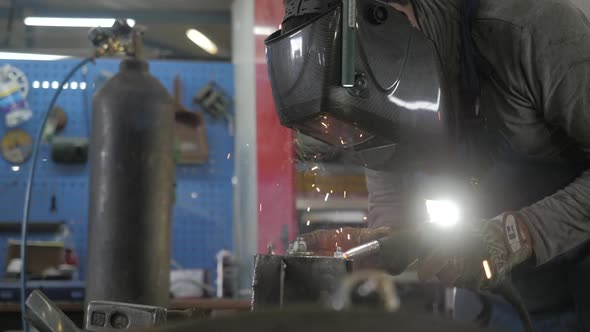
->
[0, 52, 69, 61]
[24, 17, 135, 28]
[254, 26, 277, 36]
[186, 29, 218, 55]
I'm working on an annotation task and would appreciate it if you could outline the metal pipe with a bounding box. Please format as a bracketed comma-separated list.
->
[341, 0, 356, 87]
[344, 240, 381, 259]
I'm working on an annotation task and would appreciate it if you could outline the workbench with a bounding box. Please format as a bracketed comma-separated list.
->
[0, 298, 250, 331]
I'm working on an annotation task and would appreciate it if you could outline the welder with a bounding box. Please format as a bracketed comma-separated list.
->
[265, 0, 590, 331]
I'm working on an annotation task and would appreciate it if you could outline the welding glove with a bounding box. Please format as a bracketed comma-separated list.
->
[300, 226, 393, 256]
[378, 213, 533, 291]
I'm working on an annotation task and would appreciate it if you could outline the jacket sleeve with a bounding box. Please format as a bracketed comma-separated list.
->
[517, 2, 590, 265]
[365, 168, 411, 228]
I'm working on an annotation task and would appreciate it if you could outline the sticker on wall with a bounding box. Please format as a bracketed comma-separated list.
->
[0, 65, 33, 127]
[1, 129, 33, 164]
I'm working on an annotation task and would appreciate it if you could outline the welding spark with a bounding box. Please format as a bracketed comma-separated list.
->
[307, 207, 311, 212]
[316, 187, 321, 192]
[227, 153, 231, 159]
[344, 191, 347, 198]
[259, 204, 262, 212]
[321, 122, 329, 128]
[324, 193, 330, 201]
[360, 134, 364, 138]
[340, 139, 346, 145]
[363, 216, 367, 220]
[306, 220, 311, 226]
[336, 229, 340, 234]
[330, 189, 334, 194]
[311, 166, 319, 171]
[312, 184, 316, 188]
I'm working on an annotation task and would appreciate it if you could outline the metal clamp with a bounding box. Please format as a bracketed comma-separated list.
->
[25, 290, 81, 332]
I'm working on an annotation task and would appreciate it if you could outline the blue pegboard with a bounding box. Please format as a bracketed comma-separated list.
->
[0, 59, 235, 280]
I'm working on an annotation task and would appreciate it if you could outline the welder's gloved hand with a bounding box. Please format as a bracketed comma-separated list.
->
[300, 227, 393, 256]
[379, 213, 533, 291]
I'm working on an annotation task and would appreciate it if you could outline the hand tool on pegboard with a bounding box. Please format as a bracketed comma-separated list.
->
[42, 106, 68, 141]
[194, 81, 234, 135]
[174, 75, 208, 164]
[43, 105, 89, 164]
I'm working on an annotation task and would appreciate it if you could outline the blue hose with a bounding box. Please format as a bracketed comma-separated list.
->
[20, 57, 94, 331]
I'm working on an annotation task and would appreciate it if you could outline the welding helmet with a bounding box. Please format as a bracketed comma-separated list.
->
[265, 0, 452, 171]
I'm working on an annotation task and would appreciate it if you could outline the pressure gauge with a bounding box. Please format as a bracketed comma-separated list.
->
[1, 129, 33, 164]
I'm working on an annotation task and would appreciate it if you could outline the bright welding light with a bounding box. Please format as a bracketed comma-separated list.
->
[425, 199, 460, 227]
[482, 260, 493, 280]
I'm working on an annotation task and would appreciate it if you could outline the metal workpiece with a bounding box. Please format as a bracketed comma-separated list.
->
[136, 311, 487, 332]
[25, 290, 81, 332]
[286, 237, 314, 256]
[251, 254, 353, 310]
[85, 301, 167, 331]
[344, 240, 381, 259]
[86, 57, 175, 307]
[334, 247, 345, 258]
[291, 237, 307, 252]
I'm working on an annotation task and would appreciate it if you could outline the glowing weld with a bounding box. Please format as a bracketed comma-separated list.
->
[483, 260, 493, 280]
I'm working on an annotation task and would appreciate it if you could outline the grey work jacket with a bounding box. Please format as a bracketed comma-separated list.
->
[366, 0, 590, 327]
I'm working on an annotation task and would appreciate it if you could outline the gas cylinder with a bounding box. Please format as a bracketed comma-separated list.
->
[86, 58, 175, 307]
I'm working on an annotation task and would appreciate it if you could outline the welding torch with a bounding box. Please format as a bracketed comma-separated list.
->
[344, 240, 381, 260]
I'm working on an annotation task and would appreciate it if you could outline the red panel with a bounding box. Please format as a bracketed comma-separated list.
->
[254, 1, 284, 62]
[255, 0, 296, 253]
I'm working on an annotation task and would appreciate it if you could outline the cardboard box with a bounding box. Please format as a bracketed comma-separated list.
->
[5, 240, 64, 276]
